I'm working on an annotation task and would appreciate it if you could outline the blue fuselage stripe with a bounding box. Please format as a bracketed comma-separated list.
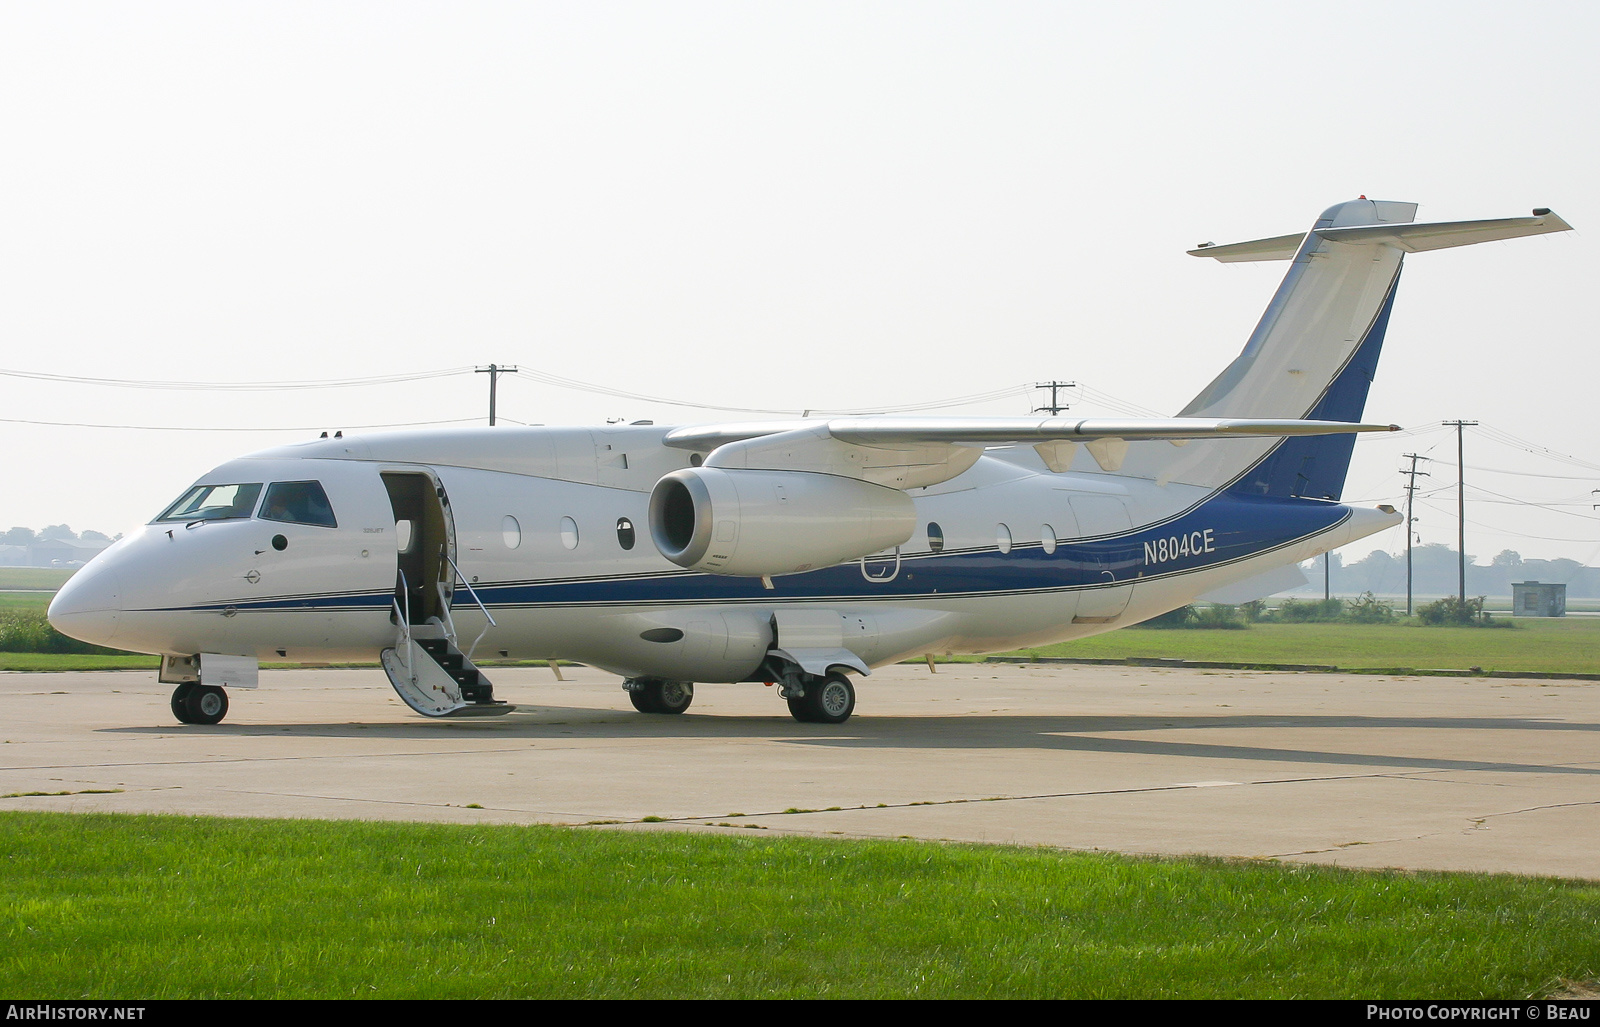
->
[157, 491, 1347, 613]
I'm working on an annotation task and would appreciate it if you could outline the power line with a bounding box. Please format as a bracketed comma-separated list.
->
[0, 366, 471, 391]
[1032, 381, 1075, 416]
[1400, 453, 1430, 616]
[0, 415, 484, 433]
[1444, 420, 1477, 603]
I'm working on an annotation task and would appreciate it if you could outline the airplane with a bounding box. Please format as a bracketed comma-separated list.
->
[48, 198, 1572, 727]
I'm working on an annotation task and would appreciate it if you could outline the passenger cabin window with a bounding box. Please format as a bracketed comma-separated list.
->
[156, 483, 263, 522]
[926, 522, 944, 554]
[616, 517, 636, 550]
[260, 481, 338, 528]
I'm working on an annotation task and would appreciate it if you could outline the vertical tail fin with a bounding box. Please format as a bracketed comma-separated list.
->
[1117, 199, 1570, 498]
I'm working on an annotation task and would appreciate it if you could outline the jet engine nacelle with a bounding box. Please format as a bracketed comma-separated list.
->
[648, 467, 916, 577]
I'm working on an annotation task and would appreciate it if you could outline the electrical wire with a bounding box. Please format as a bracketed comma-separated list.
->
[0, 367, 472, 391]
[0, 415, 485, 433]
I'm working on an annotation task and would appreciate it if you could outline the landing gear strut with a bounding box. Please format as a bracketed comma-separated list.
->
[170, 682, 229, 725]
[625, 678, 694, 715]
[786, 672, 856, 725]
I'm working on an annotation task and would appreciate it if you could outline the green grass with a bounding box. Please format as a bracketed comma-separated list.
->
[0, 653, 159, 671]
[0, 568, 74, 591]
[1004, 618, 1600, 675]
[1, 813, 1597, 999]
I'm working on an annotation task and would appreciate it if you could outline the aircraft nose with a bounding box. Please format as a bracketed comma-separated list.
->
[47, 559, 125, 649]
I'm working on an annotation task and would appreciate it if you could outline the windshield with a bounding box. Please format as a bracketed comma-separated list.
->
[155, 483, 263, 523]
[260, 481, 337, 528]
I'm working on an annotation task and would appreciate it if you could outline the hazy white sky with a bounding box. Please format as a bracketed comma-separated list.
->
[2, 1, 1595, 564]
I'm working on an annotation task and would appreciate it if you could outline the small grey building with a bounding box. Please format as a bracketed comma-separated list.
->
[1511, 581, 1566, 617]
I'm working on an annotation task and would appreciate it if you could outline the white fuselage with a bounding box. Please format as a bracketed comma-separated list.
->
[49, 424, 1397, 683]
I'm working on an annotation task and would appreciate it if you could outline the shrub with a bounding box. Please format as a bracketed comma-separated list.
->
[1139, 604, 1247, 630]
[1190, 604, 1248, 629]
[1416, 595, 1513, 628]
[1344, 591, 1396, 624]
[0, 609, 124, 654]
[1272, 597, 1345, 623]
[1140, 605, 1197, 628]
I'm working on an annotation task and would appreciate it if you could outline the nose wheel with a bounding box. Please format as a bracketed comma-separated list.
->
[625, 678, 694, 714]
[170, 682, 230, 725]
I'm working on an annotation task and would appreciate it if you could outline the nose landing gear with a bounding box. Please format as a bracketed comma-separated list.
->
[624, 678, 694, 714]
[170, 682, 229, 725]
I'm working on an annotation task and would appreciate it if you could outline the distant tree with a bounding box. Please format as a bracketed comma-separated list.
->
[78, 529, 110, 543]
[38, 524, 77, 541]
[1, 527, 36, 546]
[1345, 549, 1403, 594]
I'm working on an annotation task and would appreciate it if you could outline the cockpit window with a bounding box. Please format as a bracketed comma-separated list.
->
[155, 483, 263, 523]
[260, 481, 338, 528]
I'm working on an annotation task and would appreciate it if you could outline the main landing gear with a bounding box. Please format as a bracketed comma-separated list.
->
[784, 672, 855, 724]
[624, 678, 694, 715]
[170, 682, 229, 725]
[619, 668, 858, 724]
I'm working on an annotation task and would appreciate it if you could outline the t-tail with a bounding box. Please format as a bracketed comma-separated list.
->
[1117, 198, 1571, 499]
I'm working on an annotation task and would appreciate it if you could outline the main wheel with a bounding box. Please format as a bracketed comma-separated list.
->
[178, 684, 229, 725]
[628, 680, 694, 715]
[170, 682, 198, 723]
[787, 673, 855, 725]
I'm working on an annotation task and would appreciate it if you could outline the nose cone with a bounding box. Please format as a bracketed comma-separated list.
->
[48, 557, 125, 649]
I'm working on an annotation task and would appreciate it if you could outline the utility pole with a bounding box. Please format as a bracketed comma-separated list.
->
[1443, 420, 1477, 604]
[1400, 454, 1430, 616]
[475, 364, 518, 426]
[1033, 381, 1076, 416]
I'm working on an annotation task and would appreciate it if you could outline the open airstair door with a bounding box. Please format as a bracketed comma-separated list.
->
[378, 471, 511, 718]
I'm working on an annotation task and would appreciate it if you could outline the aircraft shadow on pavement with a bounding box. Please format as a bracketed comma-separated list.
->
[95, 708, 1600, 777]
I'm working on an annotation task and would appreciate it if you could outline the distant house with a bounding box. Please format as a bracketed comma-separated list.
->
[0, 544, 28, 567]
[27, 537, 112, 568]
[1511, 581, 1566, 617]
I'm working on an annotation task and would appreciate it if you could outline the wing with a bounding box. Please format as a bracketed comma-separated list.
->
[663, 417, 1399, 486]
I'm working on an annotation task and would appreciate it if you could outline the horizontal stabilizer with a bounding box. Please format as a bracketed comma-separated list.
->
[1190, 208, 1570, 262]
[1315, 210, 1573, 252]
[1187, 233, 1305, 262]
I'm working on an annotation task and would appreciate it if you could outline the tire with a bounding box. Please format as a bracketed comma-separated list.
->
[182, 684, 229, 725]
[787, 673, 855, 725]
[628, 680, 693, 715]
[170, 682, 198, 724]
[655, 680, 693, 715]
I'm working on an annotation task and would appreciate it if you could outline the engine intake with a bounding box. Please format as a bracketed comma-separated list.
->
[648, 467, 915, 577]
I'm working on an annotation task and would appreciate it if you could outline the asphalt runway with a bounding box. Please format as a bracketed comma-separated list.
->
[3, 662, 1597, 878]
